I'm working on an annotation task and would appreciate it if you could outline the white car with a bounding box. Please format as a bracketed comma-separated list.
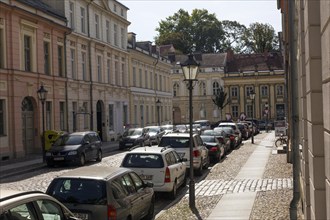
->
[158, 133, 209, 176]
[120, 146, 187, 199]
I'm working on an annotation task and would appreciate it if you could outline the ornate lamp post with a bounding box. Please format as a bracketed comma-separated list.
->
[249, 90, 256, 144]
[37, 85, 48, 162]
[156, 99, 161, 126]
[180, 53, 199, 209]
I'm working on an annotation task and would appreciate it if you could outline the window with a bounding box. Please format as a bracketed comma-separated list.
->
[132, 67, 136, 86]
[261, 85, 268, 97]
[80, 7, 86, 33]
[121, 62, 126, 86]
[46, 101, 52, 130]
[121, 174, 136, 194]
[150, 72, 153, 89]
[129, 172, 144, 190]
[246, 86, 254, 97]
[69, 2, 75, 29]
[120, 27, 124, 48]
[70, 49, 76, 79]
[0, 99, 5, 135]
[155, 75, 158, 90]
[145, 70, 148, 88]
[82, 52, 86, 80]
[231, 105, 239, 118]
[246, 104, 253, 118]
[107, 59, 111, 84]
[60, 102, 65, 130]
[109, 104, 114, 130]
[113, 24, 118, 46]
[134, 105, 137, 125]
[95, 14, 100, 39]
[44, 42, 50, 75]
[159, 75, 163, 91]
[0, 28, 4, 68]
[123, 105, 128, 127]
[24, 35, 32, 71]
[72, 102, 77, 131]
[106, 20, 110, 43]
[231, 86, 238, 98]
[199, 81, 206, 96]
[36, 200, 64, 220]
[213, 81, 220, 95]
[8, 203, 37, 220]
[97, 55, 102, 82]
[83, 102, 88, 129]
[276, 85, 284, 96]
[115, 59, 119, 85]
[58, 45, 64, 77]
[111, 178, 128, 199]
[139, 69, 142, 87]
[173, 83, 179, 97]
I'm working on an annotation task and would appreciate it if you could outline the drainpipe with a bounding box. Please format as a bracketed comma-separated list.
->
[289, 0, 301, 219]
[87, 0, 94, 130]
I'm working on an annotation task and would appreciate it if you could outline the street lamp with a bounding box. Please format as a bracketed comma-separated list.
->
[156, 99, 161, 126]
[249, 90, 256, 144]
[265, 102, 269, 132]
[180, 53, 199, 209]
[37, 84, 48, 162]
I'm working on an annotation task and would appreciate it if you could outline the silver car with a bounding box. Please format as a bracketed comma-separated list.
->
[46, 166, 154, 220]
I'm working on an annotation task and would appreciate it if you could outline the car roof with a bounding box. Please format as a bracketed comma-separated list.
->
[69, 131, 97, 135]
[0, 189, 49, 203]
[162, 132, 195, 137]
[54, 166, 132, 180]
[128, 146, 171, 154]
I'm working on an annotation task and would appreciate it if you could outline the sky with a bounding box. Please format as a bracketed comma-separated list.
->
[118, 0, 282, 42]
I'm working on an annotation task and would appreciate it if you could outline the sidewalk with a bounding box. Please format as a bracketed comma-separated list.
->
[0, 141, 119, 179]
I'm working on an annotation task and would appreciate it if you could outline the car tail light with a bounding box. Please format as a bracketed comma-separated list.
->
[230, 135, 235, 141]
[165, 167, 171, 183]
[193, 149, 200, 157]
[108, 204, 116, 220]
[210, 147, 218, 152]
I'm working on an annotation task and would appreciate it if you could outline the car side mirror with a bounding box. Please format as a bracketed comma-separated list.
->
[145, 181, 154, 188]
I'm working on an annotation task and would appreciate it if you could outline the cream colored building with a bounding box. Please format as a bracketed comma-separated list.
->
[127, 35, 173, 127]
[279, 0, 330, 219]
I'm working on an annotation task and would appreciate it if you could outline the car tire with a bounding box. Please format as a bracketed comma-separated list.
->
[96, 150, 102, 162]
[169, 181, 177, 200]
[142, 195, 155, 220]
[78, 153, 85, 166]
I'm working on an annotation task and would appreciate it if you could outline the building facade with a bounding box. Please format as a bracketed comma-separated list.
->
[278, 0, 330, 219]
[0, 0, 70, 159]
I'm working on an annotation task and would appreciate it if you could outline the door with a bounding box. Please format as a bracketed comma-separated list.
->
[22, 97, 35, 154]
[96, 101, 103, 141]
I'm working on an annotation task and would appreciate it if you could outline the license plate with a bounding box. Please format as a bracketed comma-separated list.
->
[73, 212, 89, 220]
[53, 157, 64, 161]
[139, 174, 153, 180]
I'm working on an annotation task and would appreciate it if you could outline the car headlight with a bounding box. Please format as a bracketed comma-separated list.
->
[68, 151, 77, 155]
[45, 152, 51, 156]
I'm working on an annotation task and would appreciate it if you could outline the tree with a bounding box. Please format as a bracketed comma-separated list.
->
[242, 22, 279, 53]
[220, 20, 247, 53]
[212, 87, 231, 121]
[155, 9, 225, 54]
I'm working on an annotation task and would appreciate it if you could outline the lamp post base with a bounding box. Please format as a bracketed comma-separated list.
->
[189, 179, 195, 209]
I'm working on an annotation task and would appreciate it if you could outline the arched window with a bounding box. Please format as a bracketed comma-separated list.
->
[173, 83, 179, 97]
[199, 81, 206, 96]
[213, 81, 220, 95]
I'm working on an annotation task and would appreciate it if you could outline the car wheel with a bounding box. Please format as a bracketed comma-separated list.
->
[169, 181, 177, 200]
[96, 150, 102, 162]
[78, 153, 85, 166]
[142, 195, 155, 220]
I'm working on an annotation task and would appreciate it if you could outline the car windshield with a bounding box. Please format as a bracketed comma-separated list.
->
[159, 137, 189, 148]
[214, 127, 233, 134]
[47, 179, 106, 205]
[147, 127, 158, 132]
[201, 136, 216, 143]
[124, 129, 142, 136]
[122, 154, 164, 168]
[53, 135, 83, 146]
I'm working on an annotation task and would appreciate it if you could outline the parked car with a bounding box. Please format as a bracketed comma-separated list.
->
[237, 122, 250, 140]
[46, 166, 155, 220]
[200, 135, 225, 163]
[158, 133, 209, 176]
[119, 127, 151, 149]
[194, 120, 211, 131]
[45, 131, 102, 167]
[0, 189, 79, 220]
[144, 126, 165, 145]
[214, 127, 239, 150]
[218, 122, 242, 147]
[121, 146, 187, 199]
[201, 129, 231, 154]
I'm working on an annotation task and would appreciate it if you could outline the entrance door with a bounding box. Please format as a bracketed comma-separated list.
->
[22, 97, 35, 154]
[96, 101, 103, 141]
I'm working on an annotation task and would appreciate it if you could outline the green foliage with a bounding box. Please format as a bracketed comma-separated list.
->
[212, 87, 230, 111]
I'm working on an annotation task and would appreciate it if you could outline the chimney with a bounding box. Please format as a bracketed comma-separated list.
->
[127, 32, 136, 49]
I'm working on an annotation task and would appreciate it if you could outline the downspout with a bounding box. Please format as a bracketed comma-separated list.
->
[87, 0, 94, 130]
[289, 0, 301, 219]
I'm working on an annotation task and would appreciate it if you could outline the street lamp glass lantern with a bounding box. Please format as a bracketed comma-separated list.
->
[180, 54, 199, 81]
[37, 85, 48, 102]
[249, 91, 256, 100]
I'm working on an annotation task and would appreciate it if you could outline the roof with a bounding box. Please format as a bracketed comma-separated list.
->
[128, 146, 171, 154]
[226, 51, 283, 73]
[174, 53, 227, 67]
[55, 166, 131, 180]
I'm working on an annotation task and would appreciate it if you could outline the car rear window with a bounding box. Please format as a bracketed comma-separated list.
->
[47, 178, 106, 205]
[122, 153, 164, 168]
[159, 137, 189, 148]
